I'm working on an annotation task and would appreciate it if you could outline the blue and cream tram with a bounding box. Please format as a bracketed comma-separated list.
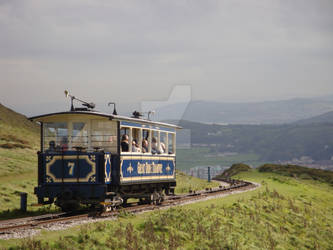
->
[30, 93, 180, 211]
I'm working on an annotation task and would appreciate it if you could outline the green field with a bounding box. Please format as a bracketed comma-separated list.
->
[174, 171, 219, 193]
[176, 147, 263, 171]
[2, 169, 332, 249]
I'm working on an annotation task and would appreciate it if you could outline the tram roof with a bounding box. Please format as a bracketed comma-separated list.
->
[29, 110, 182, 129]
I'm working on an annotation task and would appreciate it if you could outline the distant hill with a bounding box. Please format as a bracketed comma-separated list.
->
[13, 94, 333, 125]
[155, 95, 333, 124]
[177, 119, 333, 162]
[294, 111, 333, 125]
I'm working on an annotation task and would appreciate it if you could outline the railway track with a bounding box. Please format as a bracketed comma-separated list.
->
[0, 179, 256, 236]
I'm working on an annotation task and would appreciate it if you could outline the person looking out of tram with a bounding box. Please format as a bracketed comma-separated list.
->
[152, 137, 165, 154]
[121, 134, 129, 152]
[142, 139, 148, 153]
[60, 137, 68, 151]
[46, 140, 56, 153]
[132, 139, 141, 152]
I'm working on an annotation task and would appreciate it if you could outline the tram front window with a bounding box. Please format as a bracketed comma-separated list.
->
[43, 122, 68, 152]
[91, 120, 117, 153]
[72, 122, 88, 149]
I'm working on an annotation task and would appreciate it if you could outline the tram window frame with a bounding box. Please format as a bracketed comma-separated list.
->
[119, 126, 176, 155]
[43, 119, 119, 153]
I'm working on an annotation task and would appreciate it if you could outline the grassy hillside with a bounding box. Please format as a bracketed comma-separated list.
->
[175, 171, 220, 193]
[2, 168, 332, 249]
[0, 104, 40, 214]
[258, 163, 333, 185]
[0, 104, 39, 133]
[0, 103, 39, 173]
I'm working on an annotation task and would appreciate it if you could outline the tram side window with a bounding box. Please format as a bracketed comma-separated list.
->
[160, 132, 167, 154]
[43, 122, 68, 152]
[132, 128, 141, 153]
[168, 133, 175, 154]
[72, 122, 88, 149]
[120, 127, 129, 152]
[142, 129, 150, 153]
[151, 130, 159, 154]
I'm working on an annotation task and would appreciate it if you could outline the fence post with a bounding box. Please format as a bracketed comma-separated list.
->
[20, 192, 27, 212]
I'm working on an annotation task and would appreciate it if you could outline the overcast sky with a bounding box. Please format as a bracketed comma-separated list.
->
[1, 0, 333, 115]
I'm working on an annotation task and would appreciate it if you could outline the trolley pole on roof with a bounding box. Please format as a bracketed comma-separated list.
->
[208, 166, 211, 182]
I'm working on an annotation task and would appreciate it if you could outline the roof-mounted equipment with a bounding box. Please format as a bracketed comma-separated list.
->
[132, 111, 143, 119]
[108, 102, 118, 115]
[147, 110, 155, 120]
[64, 90, 95, 111]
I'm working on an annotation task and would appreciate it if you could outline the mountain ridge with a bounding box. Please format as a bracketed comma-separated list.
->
[294, 110, 333, 125]
[154, 95, 333, 124]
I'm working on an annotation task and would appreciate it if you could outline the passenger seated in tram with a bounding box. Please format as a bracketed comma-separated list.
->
[46, 140, 56, 153]
[60, 137, 68, 151]
[152, 137, 165, 154]
[151, 137, 158, 154]
[142, 139, 148, 153]
[121, 134, 129, 152]
[132, 139, 141, 152]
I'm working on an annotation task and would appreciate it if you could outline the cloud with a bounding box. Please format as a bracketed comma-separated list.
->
[0, 0, 333, 112]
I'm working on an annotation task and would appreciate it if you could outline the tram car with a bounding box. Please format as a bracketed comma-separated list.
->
[30, 91, 180, 211]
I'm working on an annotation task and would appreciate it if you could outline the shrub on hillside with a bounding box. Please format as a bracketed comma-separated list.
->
[0, 142, 30, 149]
[0, 134, 30, 145]
[215, 163, 251, 179]
[258, 164, 333, 185]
